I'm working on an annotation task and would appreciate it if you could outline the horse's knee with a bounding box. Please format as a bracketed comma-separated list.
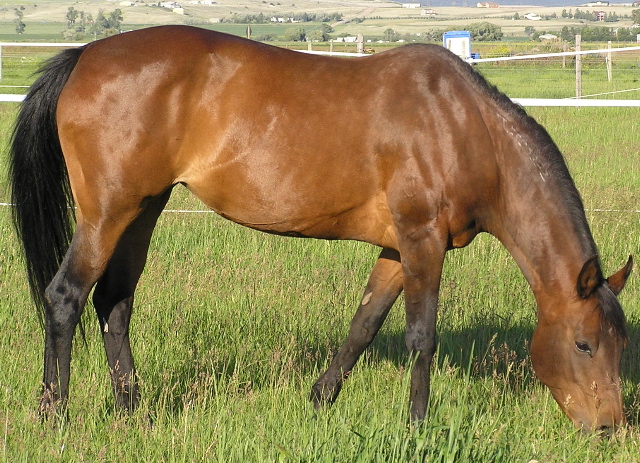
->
[43, 279, 84, 332]
[405, 328, 437, 358]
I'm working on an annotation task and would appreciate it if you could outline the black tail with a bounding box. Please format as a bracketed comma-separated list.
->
[9, 47, 85, 318]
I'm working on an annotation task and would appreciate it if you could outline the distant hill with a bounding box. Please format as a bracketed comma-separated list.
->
[393, 1, 621, 7]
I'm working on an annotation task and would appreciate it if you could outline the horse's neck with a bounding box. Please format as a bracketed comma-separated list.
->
[487, 112, 596, 302]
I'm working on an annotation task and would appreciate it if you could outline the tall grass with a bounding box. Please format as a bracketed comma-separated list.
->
[0, 81, 639, 460]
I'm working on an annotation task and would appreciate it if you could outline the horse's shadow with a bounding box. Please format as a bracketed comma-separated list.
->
[143, 309, 640, 425]
[365, 316, 640, 426]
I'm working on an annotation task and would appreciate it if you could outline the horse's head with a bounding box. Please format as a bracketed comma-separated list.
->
[530, 256, 632, 432]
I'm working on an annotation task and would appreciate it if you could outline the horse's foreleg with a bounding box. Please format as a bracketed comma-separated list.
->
[400, 235, 446, 422]
[310, 248, 403, 409]
[92, 190, 171, 412]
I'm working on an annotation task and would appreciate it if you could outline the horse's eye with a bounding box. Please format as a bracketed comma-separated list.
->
[575, 341, 592, 356]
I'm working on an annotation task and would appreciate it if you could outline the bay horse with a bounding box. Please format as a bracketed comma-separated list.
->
[9, 25, 632, 431]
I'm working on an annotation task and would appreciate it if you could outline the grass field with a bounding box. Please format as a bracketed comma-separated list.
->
[0, 46, 639, 460]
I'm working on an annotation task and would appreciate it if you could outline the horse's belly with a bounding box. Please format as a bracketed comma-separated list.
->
[185, 176, 397, 246]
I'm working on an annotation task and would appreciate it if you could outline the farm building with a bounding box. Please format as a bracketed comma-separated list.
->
[334, 36, 358, 43]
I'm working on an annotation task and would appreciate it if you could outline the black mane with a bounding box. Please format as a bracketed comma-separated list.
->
[599, 284, 628, 339]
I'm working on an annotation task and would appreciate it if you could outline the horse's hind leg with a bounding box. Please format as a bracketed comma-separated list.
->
[311, 248, 403, 409]
[92, 190, 172, 412]
[40, 212, 144, 417]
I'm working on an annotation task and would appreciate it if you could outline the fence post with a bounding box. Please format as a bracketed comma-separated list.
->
[606, 40, 612, 82]
[575, 35, 582, 99]
[0, 44, 3, 81]
[357, 34, 364, 54]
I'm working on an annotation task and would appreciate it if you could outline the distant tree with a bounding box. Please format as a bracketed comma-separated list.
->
[284, 26, 305, 41]
[616, 27, 631, 41]
[254, 33, 277, 42]
[14, 8, 25, 34]
[422, 28, 443, 42]
[89, 8, 123, 38]
[561, 25, 573, 42]
[109, 8, 123, 30]
[632, 9, 640, 24]
[307, 23, 333, 41]
[307, 29, 326, 42]
[78, 11, 89, 33]
[513, 12, 520, 20]
[384, 28, 397, 42]
[66, 6, 78, 28]
[468, 22, 503, 41]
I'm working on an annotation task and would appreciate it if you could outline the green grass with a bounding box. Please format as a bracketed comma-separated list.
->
[0, 61, 639, 461]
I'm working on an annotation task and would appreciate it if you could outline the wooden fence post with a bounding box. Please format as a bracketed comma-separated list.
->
[606, 40, 612, 82]
[575, 34, 582, 99]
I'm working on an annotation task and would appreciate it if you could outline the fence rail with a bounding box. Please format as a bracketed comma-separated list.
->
[467, 45, 640, 63]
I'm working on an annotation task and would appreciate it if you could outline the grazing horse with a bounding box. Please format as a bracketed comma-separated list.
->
[9, 26, 632, 431]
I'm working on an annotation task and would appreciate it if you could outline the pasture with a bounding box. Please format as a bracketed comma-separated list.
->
[0, 52, 639, 461]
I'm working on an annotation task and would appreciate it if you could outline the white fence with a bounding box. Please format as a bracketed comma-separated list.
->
[1, 41, 639, 106]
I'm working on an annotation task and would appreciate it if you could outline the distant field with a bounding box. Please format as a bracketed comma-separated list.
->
[0, 0, 638, 41]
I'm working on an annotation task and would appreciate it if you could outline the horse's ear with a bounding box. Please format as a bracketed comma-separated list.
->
[577, 255, 604, 299]
[607, 255, 633, 296]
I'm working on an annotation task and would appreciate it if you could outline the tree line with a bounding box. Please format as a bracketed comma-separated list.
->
[62, 7, 123, 40]
[561, 8, 621, 22]
[224, 12, 342, 24]
[529, 24, 640, 43]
